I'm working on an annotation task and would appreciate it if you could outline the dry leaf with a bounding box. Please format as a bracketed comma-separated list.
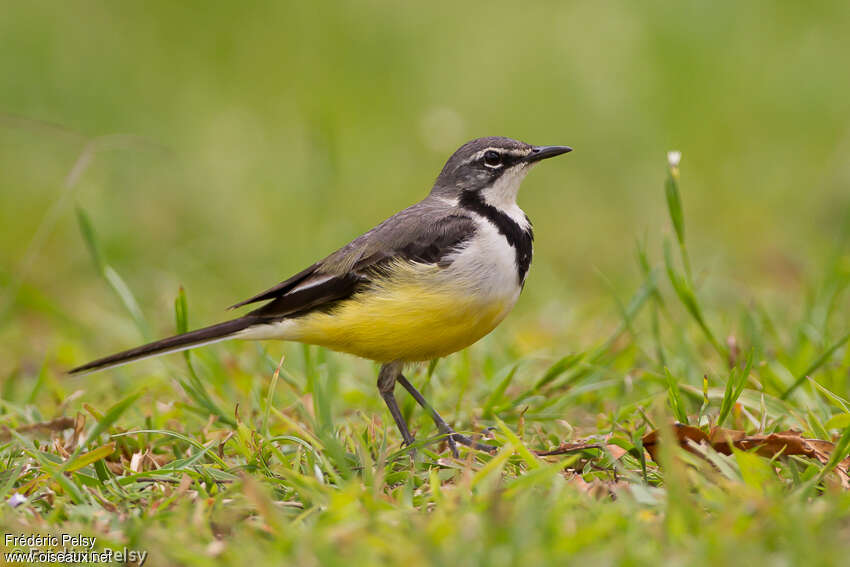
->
[642, 423, 850, 488]
[130, 451, 145, 473]
[0, 416, 75, 441]
[567, 474, 628, 500]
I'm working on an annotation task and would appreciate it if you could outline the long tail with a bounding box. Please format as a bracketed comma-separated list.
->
[69, 317, 258, 376]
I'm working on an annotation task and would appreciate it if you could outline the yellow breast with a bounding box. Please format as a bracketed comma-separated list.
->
[283, 261, 517, 362]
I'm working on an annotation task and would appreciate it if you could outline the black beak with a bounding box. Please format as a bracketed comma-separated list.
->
[525, 145, 573, 163]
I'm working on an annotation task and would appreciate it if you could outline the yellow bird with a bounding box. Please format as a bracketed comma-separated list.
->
[71, 136, 571, 455]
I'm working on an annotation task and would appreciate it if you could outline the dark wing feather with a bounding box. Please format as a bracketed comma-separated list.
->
[228, 263, 320, 309]
[247, 272, 363, 319]
[230, 199, 477, 320]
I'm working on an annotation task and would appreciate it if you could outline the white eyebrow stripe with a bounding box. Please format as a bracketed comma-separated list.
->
[461, 147, 532, 166]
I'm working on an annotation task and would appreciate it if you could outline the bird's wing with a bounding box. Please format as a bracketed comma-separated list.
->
[227, 263, 321, 310]
[230, 200, 477, 319]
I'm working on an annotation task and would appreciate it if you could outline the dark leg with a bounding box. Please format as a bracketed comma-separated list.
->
[377, 362, 415, 449]
[396, 375, 496, 456]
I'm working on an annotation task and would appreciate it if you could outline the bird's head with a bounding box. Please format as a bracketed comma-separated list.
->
[432, 136, 571, 207]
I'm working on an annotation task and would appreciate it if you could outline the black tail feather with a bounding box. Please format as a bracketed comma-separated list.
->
[69, 317, 257, 375]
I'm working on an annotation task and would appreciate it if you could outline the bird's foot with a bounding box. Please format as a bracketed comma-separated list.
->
[442, 429, 497, 457]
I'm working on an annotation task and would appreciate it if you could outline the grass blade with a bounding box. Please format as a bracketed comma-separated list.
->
[76, 206, 150, 339]
[665, 151, 689, 276]
[717, 349, 755, 427]
[172, 287, 235, 427]
[72, 390, 143, 460]
[64, 442, 116, 473]
[665, 368, 689, 424]
[781, 331, 850, 400]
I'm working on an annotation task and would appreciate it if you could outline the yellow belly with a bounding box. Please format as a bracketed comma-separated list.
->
[284, 265, 515, 362]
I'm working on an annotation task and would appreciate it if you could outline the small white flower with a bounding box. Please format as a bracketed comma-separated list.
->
[7, 492, 26, 508]
[667, 151, 682, 168]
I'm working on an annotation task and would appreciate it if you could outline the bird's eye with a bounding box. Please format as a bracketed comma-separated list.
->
[483, 150, 502, 167]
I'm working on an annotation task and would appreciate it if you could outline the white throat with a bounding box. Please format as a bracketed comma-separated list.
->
[479, 164, 531, 228]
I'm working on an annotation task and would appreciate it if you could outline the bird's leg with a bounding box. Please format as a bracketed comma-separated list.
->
[377, 362, 415, 450]
[396, 375, 496, 456]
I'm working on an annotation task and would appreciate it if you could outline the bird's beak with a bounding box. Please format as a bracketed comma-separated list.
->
[525, 145, 573, 164]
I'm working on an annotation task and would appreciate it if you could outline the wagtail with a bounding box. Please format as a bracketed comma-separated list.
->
[71, 137, 571, 455]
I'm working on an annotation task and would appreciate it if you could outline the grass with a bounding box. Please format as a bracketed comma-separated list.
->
[2, 153, 850, 566]
[3, 4, 850, 564]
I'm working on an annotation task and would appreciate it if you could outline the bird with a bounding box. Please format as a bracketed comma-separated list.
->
[70, 136, 572, 456]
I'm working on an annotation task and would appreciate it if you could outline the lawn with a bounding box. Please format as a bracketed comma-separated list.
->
[2, 3, 850, 566]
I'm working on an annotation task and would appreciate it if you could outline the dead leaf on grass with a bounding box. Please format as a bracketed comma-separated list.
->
[642, 423, 850, 488]
[0, 416, 76, 441]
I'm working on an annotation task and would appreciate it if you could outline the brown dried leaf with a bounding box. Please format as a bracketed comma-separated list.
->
[72, 413, 86, 449]
[567, 474, 629, 500]
[53, 437, 71, 459]
[0, 416, 76, 441]
[106, 460, 125, 475]
[605, 444, 629, 460]
[642, 423, 708, 463]
[641, 424, 850, 488]
[149, 452, 173, 468]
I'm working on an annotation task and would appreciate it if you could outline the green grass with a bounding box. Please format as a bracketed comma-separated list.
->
[2, 152, 850, 566]
[3, 3, 850, 565]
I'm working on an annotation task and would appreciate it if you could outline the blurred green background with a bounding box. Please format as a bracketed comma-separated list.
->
[2, 1, 850, 377]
